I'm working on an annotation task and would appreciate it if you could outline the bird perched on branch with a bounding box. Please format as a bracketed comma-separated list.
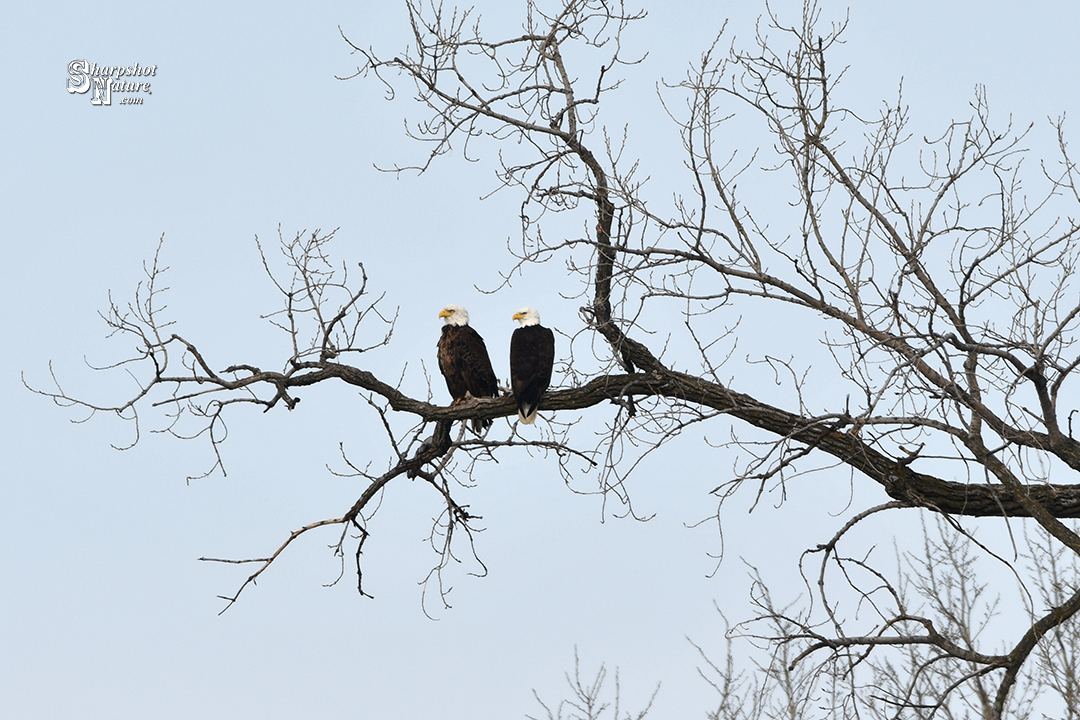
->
[437, 304, 499, 433]
[510, 307, 555, 425]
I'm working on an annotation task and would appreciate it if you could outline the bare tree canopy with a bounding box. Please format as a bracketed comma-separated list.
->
[31, 0, 1080, 717]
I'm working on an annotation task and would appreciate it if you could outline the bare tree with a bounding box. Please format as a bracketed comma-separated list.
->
[30, 0, 1080, 717]
[529, 648, 659, 720]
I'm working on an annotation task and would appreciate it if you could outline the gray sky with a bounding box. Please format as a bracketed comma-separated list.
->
[3, 1, 1079, 718]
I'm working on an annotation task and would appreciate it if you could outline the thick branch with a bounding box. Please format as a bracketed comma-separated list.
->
[248, 361, 1080, 518]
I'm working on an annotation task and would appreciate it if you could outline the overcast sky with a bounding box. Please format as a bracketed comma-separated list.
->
[3, 2, 1079, 718]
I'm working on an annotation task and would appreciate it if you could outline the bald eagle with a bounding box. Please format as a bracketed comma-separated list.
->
[437, 305, 499, 432]
[510, 307, 555, 425]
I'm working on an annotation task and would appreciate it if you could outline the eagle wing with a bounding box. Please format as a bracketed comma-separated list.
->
[510, 325, 555, 422]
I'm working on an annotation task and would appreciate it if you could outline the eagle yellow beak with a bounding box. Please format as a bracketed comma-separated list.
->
[512, 311, 524, 320]
[439, 308, 452, 318]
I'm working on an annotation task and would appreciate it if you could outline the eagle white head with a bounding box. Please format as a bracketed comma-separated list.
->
[439, 304, 470, 326]
[512, 307, 541, 327]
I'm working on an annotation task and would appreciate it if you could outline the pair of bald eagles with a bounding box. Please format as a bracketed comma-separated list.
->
[437, 304, 554, 430]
